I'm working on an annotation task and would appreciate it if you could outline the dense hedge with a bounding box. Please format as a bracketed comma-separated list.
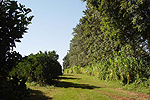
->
[10, 51, 63, 85]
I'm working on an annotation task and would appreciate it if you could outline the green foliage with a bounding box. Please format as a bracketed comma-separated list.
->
[64, 66, 82, 74]
[85, 0, 150, 54]
[63, 0, 150, 88]
[0, 0, 33, 100]
[123, 78, 150, 94]
[67, 0, 121, 68]
[10, 51, 63, 85]
[65, 49, 150, 85]
[63, 52, 70, 69]
[1, 76, 29, 100]
[0, 0, 33, 78]
[0, 0, 33, 99]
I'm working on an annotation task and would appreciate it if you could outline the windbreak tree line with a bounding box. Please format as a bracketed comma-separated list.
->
[63, 0, 150, 85]
[10, 50, 63, 85]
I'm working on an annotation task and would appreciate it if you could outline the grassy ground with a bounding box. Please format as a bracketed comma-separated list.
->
[26, 74, 150, 100]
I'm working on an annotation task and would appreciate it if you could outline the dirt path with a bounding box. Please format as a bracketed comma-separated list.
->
[114, 88, 150, 100]
[27, 74, 150, 100]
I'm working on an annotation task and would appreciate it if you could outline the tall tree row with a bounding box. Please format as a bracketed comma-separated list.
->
[63, 0, 150, 84]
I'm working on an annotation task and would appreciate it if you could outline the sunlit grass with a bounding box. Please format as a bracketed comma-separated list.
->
[26, 74, 150, 100]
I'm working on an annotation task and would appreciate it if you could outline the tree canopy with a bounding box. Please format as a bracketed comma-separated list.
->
[0, 0, 33, 79]
[65, 0, 150, 67]
[0, 0, 33, 99]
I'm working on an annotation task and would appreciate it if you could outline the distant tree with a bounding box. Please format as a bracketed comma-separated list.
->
[63, 52, 70, 69]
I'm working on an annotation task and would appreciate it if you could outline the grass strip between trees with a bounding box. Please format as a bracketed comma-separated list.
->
[26, 74, 150, 100]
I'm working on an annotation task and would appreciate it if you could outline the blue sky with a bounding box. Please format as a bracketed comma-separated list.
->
[15, 0, 86, 65]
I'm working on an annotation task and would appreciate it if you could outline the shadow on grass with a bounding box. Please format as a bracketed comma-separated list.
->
[58, 76, 81, 80]
[25, 89, 52, 100]
[62, 74, 74, 76]
[56, 81, 100, 89]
